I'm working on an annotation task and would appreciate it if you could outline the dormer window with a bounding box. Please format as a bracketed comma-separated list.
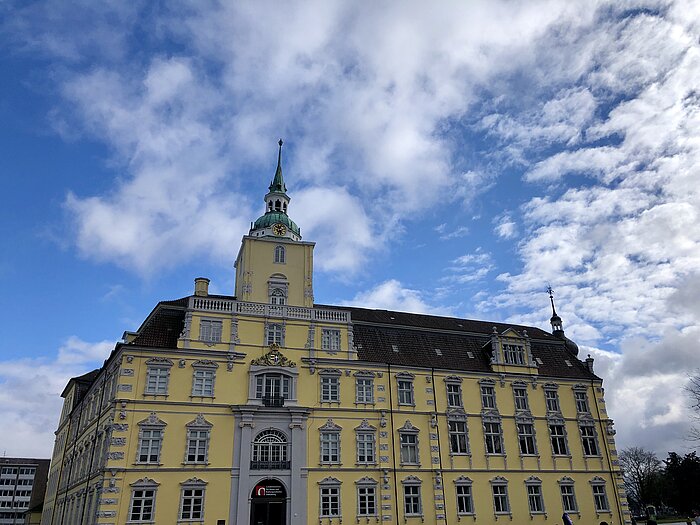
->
[503, 344, 525, 365]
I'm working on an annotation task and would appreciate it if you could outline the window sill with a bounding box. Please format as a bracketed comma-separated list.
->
[320, 515, 342, 520]
[143, 393, 169, 398]
[450, 452, 471, 457]
[189, 395, 215, 400]
[319, 462, 342, 466]
[355, 462, 378, 467]
[595, 510, 612, 514]
[134, 462, 163, 466]
[354, 401, 376, 406]
[583, 454, 603, 458]
[320, 400, 340, 404]
[552, 454, 572, 458]
[457, 512, 475, 516]
[399, 463, 421, 467]
[182, 462, 210, 466]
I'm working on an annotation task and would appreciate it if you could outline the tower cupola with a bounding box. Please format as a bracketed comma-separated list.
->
[547, 286, 579, 356]
[250, 139, 301, 241]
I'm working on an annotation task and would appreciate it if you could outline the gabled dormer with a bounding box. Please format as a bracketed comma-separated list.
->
[485, 327, 538, 375]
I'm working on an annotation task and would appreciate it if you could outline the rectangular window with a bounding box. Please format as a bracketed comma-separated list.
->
[255, 374, 291, 400]
[357, 485, 376, 516]
[321, 329, 341, 351]
[560, 484, 578, 513]
[513, 387, 529, 410]
[321, 376, 340, 402]
[355, 378, 374, 403]
[186, 430, 209, 463]
[320, 486, 340, 517]
[129, 488, 155, 521]
[199, 319, 222, 343]
[592, 484, 609, 511]
[145, 367, 169, 395]
[581, 426, 599, 456]
[550, 424, 569, 455]
[266, 323, 283, 346]
[503, 344, 525, 365]
[403, 485, 422, 516]
[192, 369, 215, 396]
[179, 487, 204, 520]
[320, 432, 340, 463]
[446, 383, 462, 407]
[448, 421, 469, 454]
[545, 390, 560, 412]
[456, 484, 473, 514]
[356, 433, 375, 464]
[575, 391, 589, 413]
[397, 380, 414, 405]
[517, 423, 537, 455]
[527, 484, 544, 513]
[484, 422, 503, 454]
[492, 484, 509, 513]
[481, 385, 496, 409]
[138, 429, 162, 463]
[400, 433, 419, 464]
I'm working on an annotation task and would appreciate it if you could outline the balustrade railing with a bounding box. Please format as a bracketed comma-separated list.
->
[189, 297, 350, 322]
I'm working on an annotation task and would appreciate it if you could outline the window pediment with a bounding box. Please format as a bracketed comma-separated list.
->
[318, 476, 341, 486]
[145, 358, 173, 367]
[319, 418, 342, 432]
[138, 413, 166, 428]
[130, 477, 159, 487]
[186, 414, 212, 428]
[251, 348, 296, 368]
[444, 375, 463, 383]
[355, 476, 377, 485]
[192, 359, 218, 369]
[355, 419, 376, 431]
[319, 368, 342, 377]
[181, 477, 207, 486]
[398, 420, 419, 433]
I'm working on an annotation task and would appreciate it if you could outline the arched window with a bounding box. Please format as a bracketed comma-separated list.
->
[251, 429, 289, 469]
[274, 245, 285, 264]
[270, 288, 286, 305]
[275, 200, 281, 211]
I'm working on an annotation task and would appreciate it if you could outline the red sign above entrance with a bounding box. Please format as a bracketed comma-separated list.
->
[253, 482, 285, 498]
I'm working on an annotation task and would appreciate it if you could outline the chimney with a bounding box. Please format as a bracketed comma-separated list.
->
[585, 354, 594, 373]
[194, 277, 210, 297]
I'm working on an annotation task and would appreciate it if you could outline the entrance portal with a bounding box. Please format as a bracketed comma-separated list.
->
[250, 479, 287, 525]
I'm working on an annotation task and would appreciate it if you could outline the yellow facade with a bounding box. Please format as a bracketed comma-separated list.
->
[41, 150, 629, 525]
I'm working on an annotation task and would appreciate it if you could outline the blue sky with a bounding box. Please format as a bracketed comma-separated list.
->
[2, 0, 699, 457]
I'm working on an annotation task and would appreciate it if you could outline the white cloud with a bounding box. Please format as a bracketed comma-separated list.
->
[435, 224, 470, 240]
[0, 337, 113, 457]
[493, 214, 518, 240]
[341, 279, 450, 315]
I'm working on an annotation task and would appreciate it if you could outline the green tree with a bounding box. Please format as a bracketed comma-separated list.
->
[662, 452, 700, 515]
[619, 447, 663, 513]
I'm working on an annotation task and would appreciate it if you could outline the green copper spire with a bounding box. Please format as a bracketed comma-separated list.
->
[268, 139, 287, 193]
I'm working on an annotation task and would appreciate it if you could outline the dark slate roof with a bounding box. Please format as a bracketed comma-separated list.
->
[324, 305, 598, 381]
[131, 301, 186, 348]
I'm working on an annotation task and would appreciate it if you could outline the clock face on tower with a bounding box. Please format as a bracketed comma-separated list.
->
[272, 223, 287, 236]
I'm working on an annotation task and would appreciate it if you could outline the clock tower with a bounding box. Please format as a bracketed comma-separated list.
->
[234, 140, 315, 307]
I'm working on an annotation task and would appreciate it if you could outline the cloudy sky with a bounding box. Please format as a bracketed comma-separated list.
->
[2, 0, 699, 458]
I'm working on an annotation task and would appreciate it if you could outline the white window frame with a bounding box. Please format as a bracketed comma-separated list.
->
[269, 288, 286, 305]
[191, 360, 218, 397]
[549, 422, 570, 456]
[513, 385, 529, 411]
[484, 420, 504, 455]
[184, 415, 212, 464]
[144, 359, 173, 396]
[319, 420, 342, 465]
[356, 478, 378, 517]
[252, 429, 289, 469]
[448, 420, 470, 455]
[319, 477, 341, 518]
[446, 382, 463, 408]
[398, 422, 420, 465]
[402, 477, 423, 517]
[575, 390, 590, 413]
[591, 478, 610, 512]
[320, 374, 340, 403]
[580, 424, 600, 456]
[544, 386, 560, 412]
[355, 376, 374, 404]
[356, 431, 376, 464]
[559, 477, 578, 513]
[199, 319, 222, 343]
[455, 477, 474, 516]
[254, 372, 292, 400]
[481, 384, 497, 409]
[128, 478, 159, 523]
[397, 375, 415, 406]
[321, 329, 341, 352]
[179, 478, 207, 521]
[525, 477, 545, 515]
[136, 415, 166, 465]
[517, 421, 537, 455]
[274, 245, 286, 264]
[503, 343, 526, 365]
[265, 322, 284, 346]
[490, 478, 510, 515]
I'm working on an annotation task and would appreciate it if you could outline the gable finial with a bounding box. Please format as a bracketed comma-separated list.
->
[547, 284, 557, 317]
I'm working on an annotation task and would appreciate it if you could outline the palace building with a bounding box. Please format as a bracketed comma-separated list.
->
[41, 141, 630, 525]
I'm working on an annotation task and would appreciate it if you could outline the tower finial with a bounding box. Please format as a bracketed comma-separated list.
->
[547, 284, 557, 317]
[269, 138, 287, 193]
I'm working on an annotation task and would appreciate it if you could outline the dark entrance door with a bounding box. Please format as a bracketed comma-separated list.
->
[250, 479, 287, 525]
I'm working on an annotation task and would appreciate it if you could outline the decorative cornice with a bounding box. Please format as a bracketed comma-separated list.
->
[318, 368, 342, 376]
[490, 476, 508, 484]
[145, 357, 173, 366]
[395, 371, 415, 380]
[454, 476, 473, 484]
[319, 418, 342, 432]
[525, 476, 542, 484]
[181, 477, 208, 486]
[186, 414, 213, 428]
[130, 477, 160, 487]
[402, 475, 422, 484]
[138, 413, 166, 427]
[355, 476, 377, 485]
[192, 359, 219, 369]
[318, 476, 341, 485]
[444, 375, 463, 383]
[398, 420, 419, 433]
[354, 419, 376, 431]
